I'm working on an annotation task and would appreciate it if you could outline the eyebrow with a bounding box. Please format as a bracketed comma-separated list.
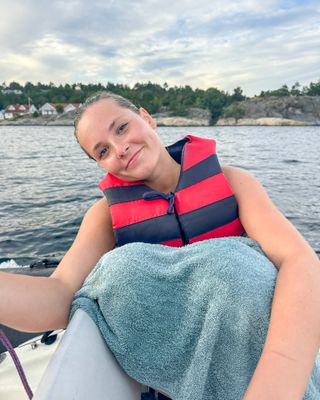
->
[92, 117, 120, 155]
[93, 141, 105, 156]
[108, 117, 119, 133]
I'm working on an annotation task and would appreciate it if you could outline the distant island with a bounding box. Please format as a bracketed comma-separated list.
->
[0, 80, 319, 126]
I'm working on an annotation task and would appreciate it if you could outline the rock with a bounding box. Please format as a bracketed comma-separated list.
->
[216, 118, 237, 126]
[255, 118, 305, 126]
[152, 107, 211, 126]
[216, 117, 307, 126]
[187, 107, 211, 120]
[155, 116, 210, 126]
[235, 96, 320, 124]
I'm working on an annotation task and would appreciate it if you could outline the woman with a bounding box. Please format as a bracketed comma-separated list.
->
[1, 92, 319, 399]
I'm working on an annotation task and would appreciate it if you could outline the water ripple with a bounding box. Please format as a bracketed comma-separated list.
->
[0, 125, 319, 266]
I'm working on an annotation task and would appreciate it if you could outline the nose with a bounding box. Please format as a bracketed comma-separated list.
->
[114, 142, 130, 158]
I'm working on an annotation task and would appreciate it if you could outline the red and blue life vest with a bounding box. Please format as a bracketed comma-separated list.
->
[98, 135, 245, 247]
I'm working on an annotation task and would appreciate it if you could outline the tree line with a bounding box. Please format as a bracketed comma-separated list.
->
[1, 79, 319, 122]
[259, 81, 320, 97]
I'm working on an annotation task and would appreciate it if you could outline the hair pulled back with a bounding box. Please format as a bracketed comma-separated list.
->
[73, 91, 139, 159]
[74, 91, 139, 140]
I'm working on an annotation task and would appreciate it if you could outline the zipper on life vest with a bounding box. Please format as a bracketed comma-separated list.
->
[173, 203, 189, 245]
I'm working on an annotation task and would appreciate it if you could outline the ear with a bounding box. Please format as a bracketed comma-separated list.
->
[139, 107, 157, 129]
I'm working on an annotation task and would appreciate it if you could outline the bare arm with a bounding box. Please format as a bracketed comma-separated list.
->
[0, 198, 115, 332]
[223, 166, 320, 400]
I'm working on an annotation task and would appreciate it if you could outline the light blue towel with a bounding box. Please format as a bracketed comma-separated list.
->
[70, 237, 320, 399]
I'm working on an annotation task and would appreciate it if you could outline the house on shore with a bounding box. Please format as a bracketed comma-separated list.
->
[39, 102, 82, 116]
[2, 102, 82, 119]
[63, 103, 82, 113]
[39, 103, 58, 116]
[4, 104, 38, 119]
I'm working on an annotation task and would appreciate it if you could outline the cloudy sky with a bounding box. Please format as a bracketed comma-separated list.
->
[0, 0, 319, 96]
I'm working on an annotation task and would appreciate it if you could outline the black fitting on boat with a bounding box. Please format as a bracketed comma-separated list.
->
[41, 330, 57, 345]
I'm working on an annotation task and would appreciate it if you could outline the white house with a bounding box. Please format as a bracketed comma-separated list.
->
[4, 104, 16, 119]
[4, 104, 38, 119]
[39, 103, 57, 116]
[28, 104, 38, 114]
[63, 103, 82, 113]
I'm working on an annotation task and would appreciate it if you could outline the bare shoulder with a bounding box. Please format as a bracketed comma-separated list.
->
[51, 197, 115, 293]
[222, 165, 247, 179]
[222, 165, 275, 210]
[222, 165, 263, 193]
[221, 166, 313, 267]
[84, 197, 111, 223]
[74, 197, 113, 242]
[221, 165, 272, 212]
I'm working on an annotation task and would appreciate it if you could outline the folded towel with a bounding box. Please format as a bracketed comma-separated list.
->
[70, 237, 320, 399]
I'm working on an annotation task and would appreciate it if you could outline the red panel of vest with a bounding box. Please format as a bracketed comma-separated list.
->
[99, 135, 245, 246]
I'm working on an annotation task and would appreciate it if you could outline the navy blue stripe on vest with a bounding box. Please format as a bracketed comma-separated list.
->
[176, 154, 221, 191]
[179, 196, 239, 238]
[115, 214, 182, 246]
[104, 154, 221, 206]
[166, 137, 189, 164]
[104, 184, 150, 206]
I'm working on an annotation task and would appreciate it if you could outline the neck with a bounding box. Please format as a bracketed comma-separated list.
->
[145, 148, 181, 193]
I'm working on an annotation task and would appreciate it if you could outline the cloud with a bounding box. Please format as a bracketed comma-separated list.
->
[0, 0, 319, 95]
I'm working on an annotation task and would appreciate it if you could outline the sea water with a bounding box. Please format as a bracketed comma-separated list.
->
[0, 125, 319, 269]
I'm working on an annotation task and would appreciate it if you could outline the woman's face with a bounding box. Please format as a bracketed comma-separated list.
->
[76, 99, 163, 182]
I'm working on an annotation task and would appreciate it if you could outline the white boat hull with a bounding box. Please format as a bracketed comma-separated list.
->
[0, 310, 144, 399]
[34, 309, 143, 399]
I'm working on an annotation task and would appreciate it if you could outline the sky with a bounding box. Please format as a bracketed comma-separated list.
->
[0, 0, 319, 96]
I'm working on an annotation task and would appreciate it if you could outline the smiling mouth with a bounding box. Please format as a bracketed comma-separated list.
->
[126, 148, 143, 169]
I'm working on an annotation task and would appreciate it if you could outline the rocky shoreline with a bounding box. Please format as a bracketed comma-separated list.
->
[0, 116, 316, 127]
[216, 117, 308, 126]
[218, 95, 320, 126]
[1, 96, 319, 126]
[0, 107, 212, 127]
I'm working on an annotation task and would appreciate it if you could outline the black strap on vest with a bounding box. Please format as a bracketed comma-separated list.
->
[143, 191, 175, 214]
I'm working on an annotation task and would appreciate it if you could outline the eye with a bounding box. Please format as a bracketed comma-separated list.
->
[98, 145, 109, 160]
[117, 122, 128, 134]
